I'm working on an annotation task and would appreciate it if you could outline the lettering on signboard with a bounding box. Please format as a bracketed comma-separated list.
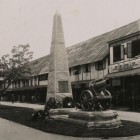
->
[111, 59, 140, 73]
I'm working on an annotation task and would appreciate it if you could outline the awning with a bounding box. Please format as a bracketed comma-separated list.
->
[105, 68, 140, 78]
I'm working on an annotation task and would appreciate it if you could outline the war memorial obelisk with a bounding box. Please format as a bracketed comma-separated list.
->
[46, 12, 122, 130]
[47, 12, 72, 101]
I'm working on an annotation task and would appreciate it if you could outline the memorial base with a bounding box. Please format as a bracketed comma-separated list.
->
[46, 108, 122, 129]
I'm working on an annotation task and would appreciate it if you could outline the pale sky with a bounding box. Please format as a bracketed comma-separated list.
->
[0, 0, 140, 60]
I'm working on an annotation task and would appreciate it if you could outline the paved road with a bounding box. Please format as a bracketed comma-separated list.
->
[0, 101, 44, 110]
[114, 110, 140, 123]
[1, 101, 140, 140]
[1, 117, 140, 140]
[1, 117, 99, 140]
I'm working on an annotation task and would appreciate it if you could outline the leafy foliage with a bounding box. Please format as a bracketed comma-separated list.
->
[0, 44, 33, 92]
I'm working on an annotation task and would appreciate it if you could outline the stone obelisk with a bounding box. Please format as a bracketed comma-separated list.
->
[47, 12, 72, 101]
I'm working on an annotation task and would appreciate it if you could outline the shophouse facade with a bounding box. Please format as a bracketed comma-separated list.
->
[106, 20, 140, 109]
[0, 39, 109, 103]
[1, 19, 140, 108]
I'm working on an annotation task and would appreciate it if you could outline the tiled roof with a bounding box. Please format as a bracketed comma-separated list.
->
[29, 55, 50, 75]
[29, 19, 140, 75]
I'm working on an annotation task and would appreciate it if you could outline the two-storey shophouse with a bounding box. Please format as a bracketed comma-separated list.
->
[106, 19, 140, 109]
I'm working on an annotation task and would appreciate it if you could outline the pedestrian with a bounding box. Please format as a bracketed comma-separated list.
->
[11, 94, 15, 104]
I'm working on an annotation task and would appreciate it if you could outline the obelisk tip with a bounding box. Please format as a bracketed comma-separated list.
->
[55, 11, 60, 16]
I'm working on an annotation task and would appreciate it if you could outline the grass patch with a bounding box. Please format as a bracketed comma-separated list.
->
[0, 105, 140, 138]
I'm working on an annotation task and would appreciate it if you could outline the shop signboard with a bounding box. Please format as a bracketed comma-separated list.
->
[109, 58, 140, 73]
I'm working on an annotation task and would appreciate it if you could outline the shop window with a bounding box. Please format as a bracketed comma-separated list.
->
[124, 46, 128, 55]
[12, 82, 14, 88]
[95, 60, 106, 70]
[22, 80, 25, 87]
[131, 40, 140, 57]
[69, 68, 71, 76]
[17, 81, 20, 88]
[34, 77, 37, 85]
[0, 82, 3, 89]
[22, 79, 29, 87]
[58, 81, 68, 93]
[25, 79, 29, 87]
[15, 81, 17, 88]
[30, 79, 33, 86]
[113, 45, 124, 62]
[73, 66, 81, 75]
[38, 74, 48, 81]
[83, 63, 91, 73]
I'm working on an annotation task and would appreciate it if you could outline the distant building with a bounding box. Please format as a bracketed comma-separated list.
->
[1, 19, 140, 109]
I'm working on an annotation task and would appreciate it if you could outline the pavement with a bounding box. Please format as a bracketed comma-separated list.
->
[0, 101, 140, 140]
[0, 101, 44, 110]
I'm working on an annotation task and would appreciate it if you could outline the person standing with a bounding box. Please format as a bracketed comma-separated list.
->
[11, 94, 15, 104]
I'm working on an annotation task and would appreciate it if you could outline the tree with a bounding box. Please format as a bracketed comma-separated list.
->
[0, 44, 33, 95]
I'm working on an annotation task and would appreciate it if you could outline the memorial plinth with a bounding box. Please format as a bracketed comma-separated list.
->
[47, 108, 122, 129]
